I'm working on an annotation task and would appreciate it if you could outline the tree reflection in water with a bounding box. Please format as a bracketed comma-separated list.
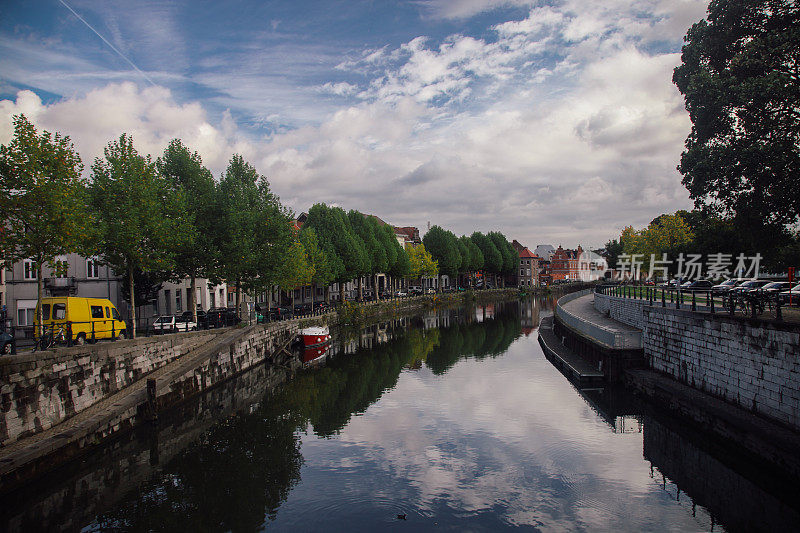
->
[87, 301, 522, 531]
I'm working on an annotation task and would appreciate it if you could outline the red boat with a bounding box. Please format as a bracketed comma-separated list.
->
[302, 343, 330, 364]
[299, 326, 331, 347]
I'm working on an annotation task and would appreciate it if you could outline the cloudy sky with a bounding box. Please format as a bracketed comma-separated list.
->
[0, 0, 709, 248]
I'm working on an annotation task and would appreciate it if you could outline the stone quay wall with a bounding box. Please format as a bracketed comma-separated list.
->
[0, 330, 220, 445]
[595, 292, 800, 430]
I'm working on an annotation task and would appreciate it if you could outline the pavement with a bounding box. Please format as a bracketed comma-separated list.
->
[560, 294, 641, 335]
[558, 293, 642, 350]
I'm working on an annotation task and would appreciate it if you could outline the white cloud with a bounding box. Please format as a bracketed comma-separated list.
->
[1, 0, 708, 246]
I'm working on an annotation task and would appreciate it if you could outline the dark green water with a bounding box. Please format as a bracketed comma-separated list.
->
[4, 297, 799, 532]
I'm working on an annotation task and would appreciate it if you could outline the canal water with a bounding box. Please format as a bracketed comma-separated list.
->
[3, 297, 799, 532]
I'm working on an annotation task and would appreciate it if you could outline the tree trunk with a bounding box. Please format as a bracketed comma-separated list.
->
[190, 276, 197, 322]
[339, 282, 344, 304]
[358, 277, 363, 301]
[129, 268, 137, 339]
[36, 263, 43, 341]
[311, 283, 316, 310]
[235, 281, 241, 310]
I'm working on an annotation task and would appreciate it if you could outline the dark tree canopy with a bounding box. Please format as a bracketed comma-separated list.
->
[422, 225, 461, 278]
[673, 0, 800, 230]
[488, 232, 516, 274]
[471, 232, 501, 274]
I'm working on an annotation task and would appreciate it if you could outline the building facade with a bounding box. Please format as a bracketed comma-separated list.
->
[3, 254, 126, 334]
[550, 245, 583, 281]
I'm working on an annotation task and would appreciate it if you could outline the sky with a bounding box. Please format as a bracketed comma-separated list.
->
[0, 0, 711, 249]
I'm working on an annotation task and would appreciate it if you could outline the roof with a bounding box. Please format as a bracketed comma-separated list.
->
[535, 244, 556, 260]
[519, 248, 538, 258]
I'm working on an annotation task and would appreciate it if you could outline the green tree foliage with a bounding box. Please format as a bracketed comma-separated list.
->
[89, 134, 188, 337]
[471, 232, 501, 276]
[157, 139, 217, 320]
[602, 238, 624, 269]
[303, 204, 369, 302]
[619, 213, 695, 275]
[461, 235, 484, 272]
[488, 231, 516, 285]
[275, 240, 313, 302]
[300, 228, 334, 305]
[673, 0, 800, 231]
[215, 155, 295, 306]
[407, 243, 438, 280]
[422, 225, 461, 287]
[0, 115, 90, 329]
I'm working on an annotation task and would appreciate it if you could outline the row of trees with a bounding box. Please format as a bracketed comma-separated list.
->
[1, 115, 521, 338]
[422, 226, 518, 289]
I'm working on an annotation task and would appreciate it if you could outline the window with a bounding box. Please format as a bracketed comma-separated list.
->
[105, 307, 110, 318]
[176, 290, 182, 312]
[53, 303, 66, 320]
[90, 305, 104, 319]
[23, 259, 36, 280]
[86, 257, 100, 279]
[53, 255, 68, 278]
[210, 292, 216, 308]
[16, 300, 36, 326]
[112, 308, 122, 321]
[164, 290, 172, 315]
[520, 269, 525, 276]
[186, 288, 192, 309]
[41, 304, 51, 320]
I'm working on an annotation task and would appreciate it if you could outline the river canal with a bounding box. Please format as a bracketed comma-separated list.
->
[3, 297, 799, 532]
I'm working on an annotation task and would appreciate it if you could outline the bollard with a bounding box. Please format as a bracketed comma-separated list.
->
[691, 291, 696, 312]
[112, 320, 116, 341]
[662, 289, 666, 308]
[67, 323, 73, 347]
[710, 291, 715, 314]
[147, 378, 158, 422]
[676, 290, 681, 310]
[776, 298, 783, 321]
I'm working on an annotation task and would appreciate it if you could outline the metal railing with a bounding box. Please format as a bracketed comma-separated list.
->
[595, 284, 796, 322]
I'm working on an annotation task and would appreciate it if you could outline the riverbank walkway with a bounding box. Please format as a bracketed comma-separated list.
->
[558, 293, 642, 349]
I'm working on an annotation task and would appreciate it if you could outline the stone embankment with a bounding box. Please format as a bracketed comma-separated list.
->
[0, 288, 522, 491]
[594, 291, 800, 431]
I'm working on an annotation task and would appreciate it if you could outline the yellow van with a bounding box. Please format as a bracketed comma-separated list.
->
[35, 297, 128, 345]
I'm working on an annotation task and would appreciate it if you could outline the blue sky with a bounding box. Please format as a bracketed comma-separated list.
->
[0, 0, 711, 247]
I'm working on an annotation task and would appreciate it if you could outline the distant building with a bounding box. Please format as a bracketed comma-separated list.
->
[517, 247, 540, 288]
[394, 226, 421, 247]
[550, 245, 583, 281]
[535, 244, 556, 261]
[578, 250, 609, 282]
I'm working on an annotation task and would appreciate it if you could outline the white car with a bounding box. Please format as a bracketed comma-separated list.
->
[152, 315, 197, 334]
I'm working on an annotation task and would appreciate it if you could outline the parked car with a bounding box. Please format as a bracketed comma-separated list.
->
[778, 284, 800, 306]
[711, 279, 740, 295]
[728, 279, 771, 295]
[395, 290, 408, 297]
[1, 330, 12, 355]
[409, 286, 423, 295]
[175, 314, 198, 331]
[180, 310, 207, 329]
[206, 307, 241, 328]
[425, 288, 435, 294]
[152, 315, 178, 334]
[269, 306, 293, 321]
[752, 281, 792, 296]
[684, 279, 714, 291]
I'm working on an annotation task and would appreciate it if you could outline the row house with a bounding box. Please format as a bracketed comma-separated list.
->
[550, 245, 583, 281]
[3, 254, 126, 336]
[511, 240, 541, 288]
[3, 254, 227, 333]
